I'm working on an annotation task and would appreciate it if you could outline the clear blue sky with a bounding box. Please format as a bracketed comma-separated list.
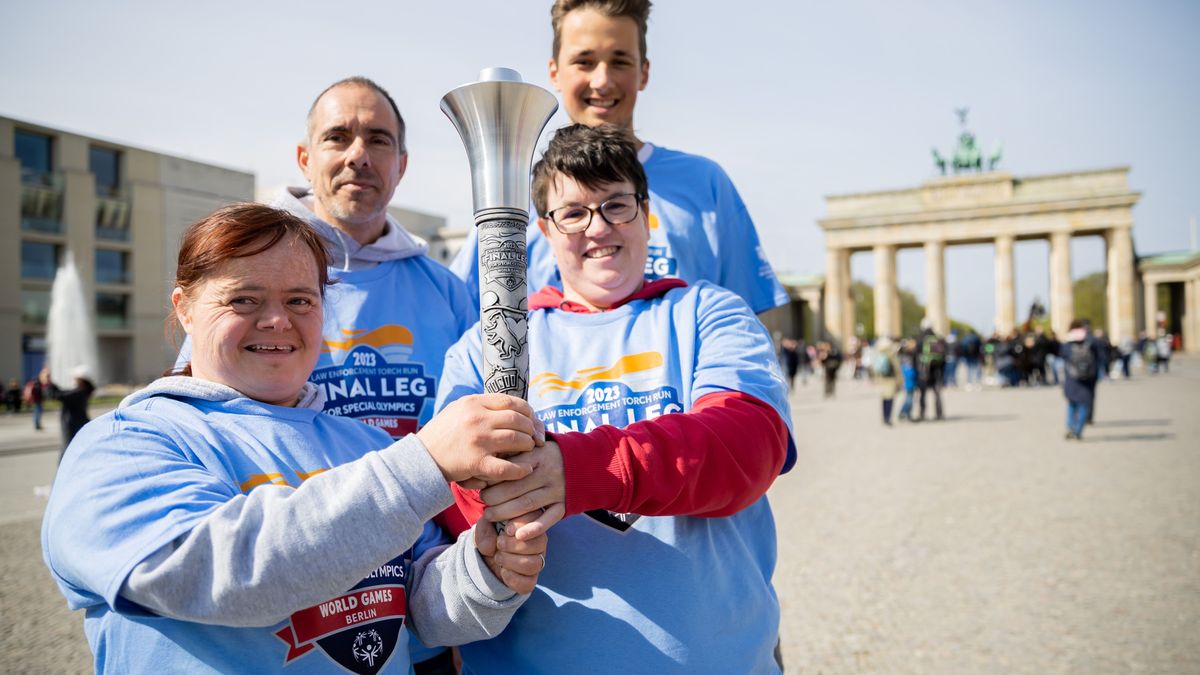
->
[3, 0, 1196, 332]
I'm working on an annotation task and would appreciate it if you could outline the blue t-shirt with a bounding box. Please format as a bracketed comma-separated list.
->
[437, 281, 791, 674]
[311, 257, 476, 437]
[289, 256, 475, 666]
[42, 389, 446, 674]
[450, 143, 789, 315]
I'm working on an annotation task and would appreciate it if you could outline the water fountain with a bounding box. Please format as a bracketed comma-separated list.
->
[47, 250, 100, 388]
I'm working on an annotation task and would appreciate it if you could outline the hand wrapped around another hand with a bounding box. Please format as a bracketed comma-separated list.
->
[474, 511, 549, 595]
[416, 393, 541, 484]
[478, 440, 566, 541]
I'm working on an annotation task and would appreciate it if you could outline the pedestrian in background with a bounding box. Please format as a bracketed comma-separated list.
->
[872, 337, 901, 425]
[1155, 332, 1172, 373]
[916, 322, 946, 421]
[818, 341, 843, 398]
[43, 366, 95, 461]
[23, 376, 44, 430]
[780, 337, 800, 390]
[1061, 319, 1101, 440]
[1117, 337, 1134, 379]
[943, 330, 959, 387]
[897, 338, 918, 421]
[961, 329, 982, 390]
[797, 339, 812, 386]
[4, 378, 21, 414]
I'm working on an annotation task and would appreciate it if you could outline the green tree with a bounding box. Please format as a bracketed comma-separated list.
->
[852, 281, 976, 340]
[900, 288, 927, 337]
[1073, 272, 1107, 328]
[852, 281, 874, 339]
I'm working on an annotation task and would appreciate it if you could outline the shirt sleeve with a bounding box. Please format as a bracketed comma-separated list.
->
[434, 325, 487, 414]
[406, 525, 527, 647]
[705, 165, 789, 313]
[552, 390, 789, 517]
[47, 415, 455, 627]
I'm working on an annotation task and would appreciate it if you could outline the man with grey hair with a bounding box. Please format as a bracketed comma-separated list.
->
[288, 76, 477, 675]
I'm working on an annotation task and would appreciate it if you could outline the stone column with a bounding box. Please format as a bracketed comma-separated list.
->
[1143, 279, 1158, 337]
[874, 244, 897, 339]
[800, 287, 824, 344]
[1186, 278, 1198, 352]
[892, 284, 903, 338]
[842, 252, 857, 348]
[1049, 231, 1073, 336]
[1193, 278, 1200, 353]
[824, 247, 847, 344]
[994, 234, 1016, 335]
[924, 240, 947, 335]
[1106, 226, 1137, 344]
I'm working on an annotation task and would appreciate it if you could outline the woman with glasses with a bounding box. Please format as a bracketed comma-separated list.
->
[435, 124, 796, 674]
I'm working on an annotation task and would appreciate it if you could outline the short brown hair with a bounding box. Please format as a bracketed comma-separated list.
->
[532, 124, 648, 217]
[168, 203, 330, 357]
[551, 0, 652, 63]
[306, 76, 407, 153]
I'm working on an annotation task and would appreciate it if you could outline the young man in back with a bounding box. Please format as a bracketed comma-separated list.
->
[451, 0, 788, 316]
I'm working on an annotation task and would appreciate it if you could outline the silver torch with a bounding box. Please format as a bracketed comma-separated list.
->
[441, 68, 558, 398]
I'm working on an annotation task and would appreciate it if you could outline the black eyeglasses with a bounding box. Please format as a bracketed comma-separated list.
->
[543, 192, 645, 234]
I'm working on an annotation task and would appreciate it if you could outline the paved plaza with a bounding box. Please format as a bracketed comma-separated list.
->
[1, 359, 1197, 673]
[773, 357, 1200, 674]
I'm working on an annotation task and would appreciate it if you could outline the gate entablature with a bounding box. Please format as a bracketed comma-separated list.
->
[819, 167, 1139, 344]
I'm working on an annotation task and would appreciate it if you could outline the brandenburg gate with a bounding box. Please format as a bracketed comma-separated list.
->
[819, 167, 1140, 344]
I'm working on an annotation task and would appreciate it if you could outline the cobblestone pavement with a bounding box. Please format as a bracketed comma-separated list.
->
[772, 357, 1200, 674]
[2, 361, 1197, 673]
[0, 406, 107, 674]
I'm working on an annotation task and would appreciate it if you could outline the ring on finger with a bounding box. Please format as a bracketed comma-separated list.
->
[538, 553, 546, 571]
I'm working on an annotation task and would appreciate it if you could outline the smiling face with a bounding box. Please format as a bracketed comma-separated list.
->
[549, 7, 649, 133]
[538, 176, 649, 311]
[297, 84, 407, 244]
[173, 234, 323, 406]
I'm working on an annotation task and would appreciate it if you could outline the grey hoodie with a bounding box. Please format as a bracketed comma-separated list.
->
[119, 377, 525, 647]
[273, 187, 429, 272]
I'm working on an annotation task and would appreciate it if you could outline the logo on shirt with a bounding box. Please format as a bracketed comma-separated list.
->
[533, 352, 683, 532]
[532, 351, 663, 399]
[644, 245, 677, 279]
[314, 325, 435, 438]
[275, 557, 410, 674]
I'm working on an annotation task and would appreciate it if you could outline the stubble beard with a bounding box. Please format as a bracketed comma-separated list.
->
[315, 191, 388, 242]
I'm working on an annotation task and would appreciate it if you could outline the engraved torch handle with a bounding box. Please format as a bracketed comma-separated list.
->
[476, 208, 529, 399]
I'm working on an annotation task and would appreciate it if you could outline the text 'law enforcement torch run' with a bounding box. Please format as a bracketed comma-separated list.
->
[441, 68, 558, 398]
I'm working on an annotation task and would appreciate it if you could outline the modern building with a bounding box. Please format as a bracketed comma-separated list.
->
[1, 116, 254, 386]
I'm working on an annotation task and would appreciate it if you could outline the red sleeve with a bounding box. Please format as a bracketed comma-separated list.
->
[448, 484, 486, 529]
[433, 501, 474, 538]
[554, 391, 789, 518]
